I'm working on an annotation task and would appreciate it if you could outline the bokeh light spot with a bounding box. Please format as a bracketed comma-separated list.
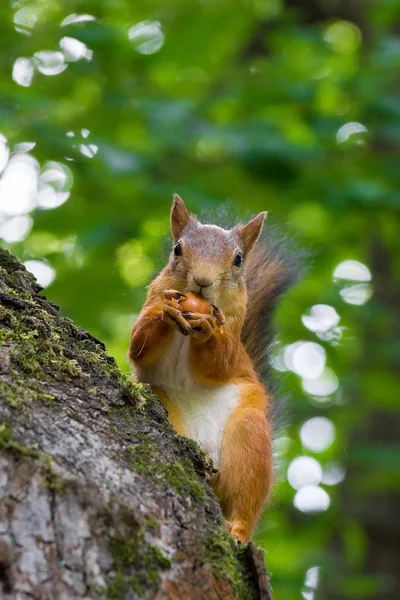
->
[336, 122, 367, 144]
[61, 14, 96, 27]
[302, 367, 339, 396]
[129, 21, 164, 55]
[80, 144, 98, 158]
[14, 6, 41, 35]
[14, 142, 36, 153]
[322, 462, 346, 486]
[305, 566, 320, 589]
[294, 485, 330, 513]
[291, 342, 326, 380]
[283, 341, 304, 371]
[0, 154, 39, 216]
[287, 456, 322, 490]
[300, 417, 335, 452]
[333, 259, 371, 281]
[340, 283, 373, 305]
[12, 57, 34, 86]
[324, 21, 362, 55]
[60, 37, 93, 62]
[37, 161, 73, 210]
[33, 51, 67, 76]
[24, 260, 56, 288]
[302, 304, 340, 333]
[0, 215, 32, 243]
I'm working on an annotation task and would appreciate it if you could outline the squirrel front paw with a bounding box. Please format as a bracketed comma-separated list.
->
[162, 290, 193, 336]
[162, 290, 225, 341]
[181, 310, 217, 342]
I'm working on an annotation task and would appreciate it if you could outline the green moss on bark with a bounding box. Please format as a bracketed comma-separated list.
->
[0, 422, 38, 457]
[0, 247, 150, 407]
[0, 423, 69, 494]
[40, 454, 69, 495]
[125, 440, 205, 501]
[107, 533, 171, 599]
[205, 527, 257, 600]
[0, 378, 56, 411]
[0, 251, 30, 274]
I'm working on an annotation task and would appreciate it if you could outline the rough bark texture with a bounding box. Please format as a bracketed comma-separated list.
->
[0, 248, 272, 600]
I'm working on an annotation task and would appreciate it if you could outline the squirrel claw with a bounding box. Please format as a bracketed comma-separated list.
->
[163, 299, 193, 336]
[164, 290, 186, 301]
[225, 520, 232, 532]
[229, 522, 249, 544]
[212, 304, 226, 326]
[181, 311, 216, 341]
[225, 519, 245, 544]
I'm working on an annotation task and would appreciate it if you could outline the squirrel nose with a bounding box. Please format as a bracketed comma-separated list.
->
[194, 276, 213, 288]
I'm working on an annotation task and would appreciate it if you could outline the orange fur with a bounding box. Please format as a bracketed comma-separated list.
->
[128, 272, 177, 367]
[128, 305, 173, 367]
[189, 325, 239, 385]
[212, 386, 273, 543]
[129, 196, 275, 543]
[152, 386, 188, 437]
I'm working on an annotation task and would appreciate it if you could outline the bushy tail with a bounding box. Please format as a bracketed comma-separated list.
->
[242, 226, 305, 383]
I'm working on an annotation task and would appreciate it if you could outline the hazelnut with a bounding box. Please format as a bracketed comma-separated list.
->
[178, 292, 212, 315]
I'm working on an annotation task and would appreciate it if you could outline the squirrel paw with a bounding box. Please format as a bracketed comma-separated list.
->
[229, 521, 250, 544]
[181, 311, 217, 342]
[162, 290, 193, 336]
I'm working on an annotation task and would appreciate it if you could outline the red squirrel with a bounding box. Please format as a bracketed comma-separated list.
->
[129, 194, 297, 543]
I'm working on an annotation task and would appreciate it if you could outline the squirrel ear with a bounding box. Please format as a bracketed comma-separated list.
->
[171, 194, 193, 242]
[236, 212, 267, 256]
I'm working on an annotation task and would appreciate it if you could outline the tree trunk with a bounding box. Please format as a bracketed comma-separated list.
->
[321, 237, 400, 600]
[0, 248, 272, 600]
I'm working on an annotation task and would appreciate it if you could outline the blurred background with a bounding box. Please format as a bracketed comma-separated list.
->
[1, 0, 399, 598]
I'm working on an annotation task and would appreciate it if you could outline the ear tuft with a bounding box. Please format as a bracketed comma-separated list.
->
[171, 194, 192, 242]
[236, 212, 267, 256]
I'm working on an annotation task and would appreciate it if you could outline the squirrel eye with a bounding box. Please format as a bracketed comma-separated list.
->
[174, 242, 182, 257]
[233, 252, 243, 267]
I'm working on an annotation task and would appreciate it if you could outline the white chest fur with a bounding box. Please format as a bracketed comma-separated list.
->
[135, 333, 239, 467]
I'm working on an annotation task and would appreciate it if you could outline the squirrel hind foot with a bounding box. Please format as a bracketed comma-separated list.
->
[229, 521, 251, 544]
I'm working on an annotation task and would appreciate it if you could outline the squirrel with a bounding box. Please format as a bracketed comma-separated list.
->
[129, 194, 298, 543]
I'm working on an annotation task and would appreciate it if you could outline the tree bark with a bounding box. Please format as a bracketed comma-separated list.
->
[0, 248, 272, 600]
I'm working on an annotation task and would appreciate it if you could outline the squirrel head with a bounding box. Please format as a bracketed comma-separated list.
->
[169, 194, 267, 309]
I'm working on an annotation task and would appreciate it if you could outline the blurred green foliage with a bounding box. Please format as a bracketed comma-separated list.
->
[1, 0, 399, 598]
